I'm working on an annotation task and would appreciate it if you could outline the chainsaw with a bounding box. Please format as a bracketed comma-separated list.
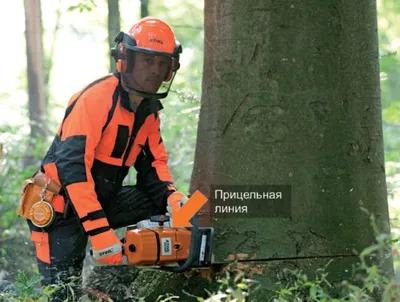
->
[90, 214, 214, 273]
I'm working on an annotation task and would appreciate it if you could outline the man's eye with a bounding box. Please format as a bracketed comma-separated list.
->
[144, 58, 153, 64]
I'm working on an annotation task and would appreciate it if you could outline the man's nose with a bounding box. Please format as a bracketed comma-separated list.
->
[150, 60, 162, 76]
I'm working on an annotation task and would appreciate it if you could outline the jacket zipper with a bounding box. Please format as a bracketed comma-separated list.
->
[122, 117, 136, 166]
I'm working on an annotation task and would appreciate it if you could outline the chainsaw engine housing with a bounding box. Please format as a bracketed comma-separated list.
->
[123, 216, 213, 269]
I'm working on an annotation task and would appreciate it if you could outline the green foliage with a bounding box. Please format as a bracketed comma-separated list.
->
[195, 271, 257, 302]
[67, 0, 97, 13]
[378, 0, 400, 164]
[0, 123, 50, 279]
[11, 271, 43, 300]
[273, 264, 334, 302]
[157, 90, 200, 192]
[271, 210, 397, 302]
[0, 123, 45, 230]
[0, 271, 79, 302]
[0, 271, 44, 302]
[0, 219, 398, 302]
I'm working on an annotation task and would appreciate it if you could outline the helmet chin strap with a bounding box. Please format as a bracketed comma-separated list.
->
[122, 85, 168, 100]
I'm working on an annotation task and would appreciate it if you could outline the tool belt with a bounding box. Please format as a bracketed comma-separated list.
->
[18, 171, 62, 228]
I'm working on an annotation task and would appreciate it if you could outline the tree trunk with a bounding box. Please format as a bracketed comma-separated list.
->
[43, 0, 62, 106]
[140, 0, 149, 18]
[24, 0, 46, 168]
[189, 0, 393, 299]
[108, 0, 120, 73]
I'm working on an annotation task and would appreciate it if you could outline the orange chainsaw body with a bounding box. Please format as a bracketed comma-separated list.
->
[123, 227, 192, 266]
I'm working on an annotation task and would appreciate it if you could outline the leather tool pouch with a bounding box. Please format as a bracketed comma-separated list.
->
[18, 172, 61, 221]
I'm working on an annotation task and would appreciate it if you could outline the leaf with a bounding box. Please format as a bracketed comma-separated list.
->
[309, 286, 317, 298]
[383, 103, 400, 123]
[360, 244, 382, 257]
[17, 271, 28, 284]
[368, 265, 378, 279]
[28, 274, 42, 287]
[67, 3, 94, 13]
[67, 5, 78, 12]
[385, 238, 399, 244]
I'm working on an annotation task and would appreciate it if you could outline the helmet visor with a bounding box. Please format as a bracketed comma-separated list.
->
[120, 49, 177, 99]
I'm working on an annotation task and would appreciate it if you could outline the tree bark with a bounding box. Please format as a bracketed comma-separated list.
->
[24, 0, 46, 168]
[108, 0, 120, 73]
[140, 0, 149, 18]
[43, 0, 62, 106]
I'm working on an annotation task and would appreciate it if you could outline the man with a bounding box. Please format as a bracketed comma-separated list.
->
[26, 17, 188, 301]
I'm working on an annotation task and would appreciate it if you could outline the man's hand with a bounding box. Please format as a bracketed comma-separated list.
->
[166, 191, 188, 215]
[166, 191, 188, 227]
[90, 229, 123, 265]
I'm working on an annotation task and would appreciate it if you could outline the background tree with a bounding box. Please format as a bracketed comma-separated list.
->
[43, 0, 62, 106]
[141, 0, 149, 18]
[23, 0, 46, 168]
[108, 0, 120, 72]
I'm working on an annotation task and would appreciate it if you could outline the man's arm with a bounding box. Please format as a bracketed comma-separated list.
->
[55, 81, 122, 264]
[134, 112, 178, 210]
[57, 86, 109, 233]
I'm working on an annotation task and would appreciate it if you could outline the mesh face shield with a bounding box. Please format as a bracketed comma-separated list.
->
[120, 47, 179, 100]
[111, 31, 182, 100]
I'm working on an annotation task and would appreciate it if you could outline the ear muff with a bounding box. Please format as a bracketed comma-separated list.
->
[117, 60, 122, 72]
[111, 32, 127, 72]
[164, 43, 182, 82]
[115, 44, 134, 73]
[111, 32, 125, 60]
[111, 32, 140, 74]
[115, 45, 126, 73]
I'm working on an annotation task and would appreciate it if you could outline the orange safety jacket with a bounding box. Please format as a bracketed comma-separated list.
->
[40, 73, 177, 236]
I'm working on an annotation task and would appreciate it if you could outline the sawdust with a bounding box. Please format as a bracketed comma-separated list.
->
[223, 253, 266, 277]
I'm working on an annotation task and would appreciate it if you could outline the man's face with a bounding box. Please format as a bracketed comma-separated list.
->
[128, 52, 171, 93]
